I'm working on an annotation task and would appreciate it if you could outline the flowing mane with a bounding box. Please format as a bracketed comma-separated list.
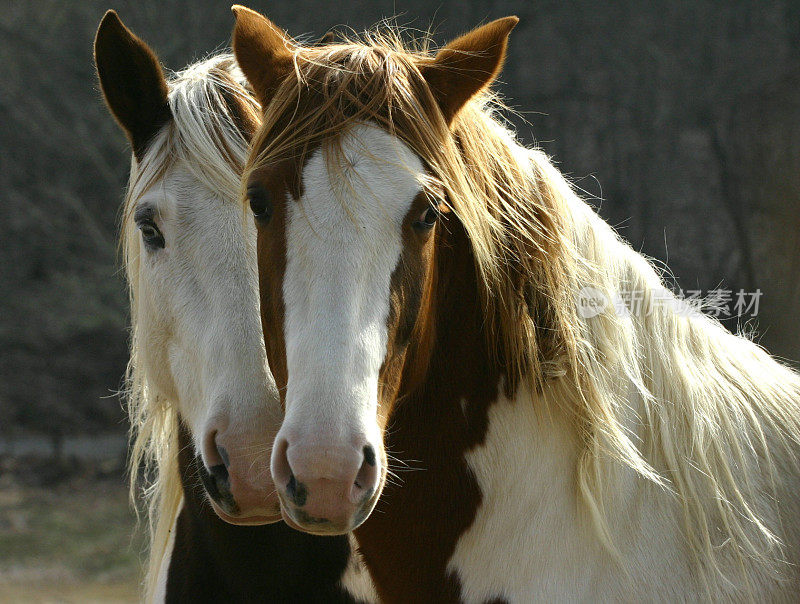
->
[243, 27, 800, 594]
[121, 53, 259, 597]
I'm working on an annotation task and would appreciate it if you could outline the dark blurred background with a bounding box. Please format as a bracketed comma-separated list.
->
[2, 1, 800, 593]
[5, 0, 800, 449]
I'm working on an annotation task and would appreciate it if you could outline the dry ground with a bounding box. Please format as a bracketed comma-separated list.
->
[0, 467, 142, 603]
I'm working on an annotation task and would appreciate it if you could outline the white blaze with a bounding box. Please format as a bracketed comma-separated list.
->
[282, 123, 424, 443]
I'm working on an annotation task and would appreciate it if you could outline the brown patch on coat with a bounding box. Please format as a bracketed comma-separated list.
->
[354, 212, 506, 603]
[246, 149, 314, 402]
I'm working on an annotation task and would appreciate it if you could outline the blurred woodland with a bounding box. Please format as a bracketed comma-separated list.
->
[3, 0, 800, 445]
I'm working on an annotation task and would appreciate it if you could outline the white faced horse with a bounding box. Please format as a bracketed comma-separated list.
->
[94, 11, 374, 602]
[234, 7, 800, 602]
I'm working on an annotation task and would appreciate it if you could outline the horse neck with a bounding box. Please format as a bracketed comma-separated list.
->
[356, 219, 513, 601]
[401, 217, 505, 426]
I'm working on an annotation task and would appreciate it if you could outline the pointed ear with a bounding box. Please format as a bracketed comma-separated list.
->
[231, 5, 294, 107]
[318, 31, 336, 46]
[421, 17, 519, 125]
[94, 10, 171, 160]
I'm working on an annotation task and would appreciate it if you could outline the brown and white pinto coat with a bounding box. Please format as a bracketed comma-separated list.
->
[244, 121, 522, 601]
[234, 6, 800, 603]
[233, 9, 553, 599]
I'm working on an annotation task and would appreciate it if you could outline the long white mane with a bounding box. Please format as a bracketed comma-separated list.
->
[529, 143, 800, 596]
[120, 53, 259, 597]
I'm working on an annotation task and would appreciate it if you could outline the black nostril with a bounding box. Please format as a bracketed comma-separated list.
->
[210, 463, 229, 486]
[363, 445, 376, 467]
[354, 447, 379, 499]
[217, 446, 230, 468]
[196, 456, 239, 515]
[286, 473, 308, 507]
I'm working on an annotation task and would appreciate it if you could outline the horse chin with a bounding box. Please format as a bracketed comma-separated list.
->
[210, 500, 283, 526]
[278, 489, 380, 536]
[280, 506, 351, 536]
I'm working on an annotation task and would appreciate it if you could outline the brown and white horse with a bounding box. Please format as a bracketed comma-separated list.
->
[233, 6, 800, 601]
[94, 11, 374, 602]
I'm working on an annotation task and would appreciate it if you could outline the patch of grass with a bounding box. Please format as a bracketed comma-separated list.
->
[0, 473, 144, 602]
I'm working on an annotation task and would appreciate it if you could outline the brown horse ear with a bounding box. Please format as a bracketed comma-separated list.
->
[421, 17, 519, 126]
[318, 31, 336, 45]
[231, 5, 294, 107]
[94, 10, 171, 160]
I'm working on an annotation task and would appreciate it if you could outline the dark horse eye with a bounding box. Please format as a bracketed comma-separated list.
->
[413, 206, 438, 231]
[137, 220, 165, 249]
[248, 184, 273, 223]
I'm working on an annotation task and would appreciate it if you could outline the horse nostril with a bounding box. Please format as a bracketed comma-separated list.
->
[353, 446, 379, 499]
[286, 472, 308, 507]
[196, 457, 239, 515]
[210, 463, 230, 488]
[363, 445, 376, 467]
[217, 445, 230, 468]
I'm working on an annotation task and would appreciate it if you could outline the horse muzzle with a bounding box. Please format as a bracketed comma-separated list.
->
[271, 436, 383, 534]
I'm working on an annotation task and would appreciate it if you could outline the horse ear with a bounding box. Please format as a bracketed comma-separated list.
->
[421, 17, 519, 126]
[318, 31, 336, 45]
[94, 10, 171, 160]
[231, 5, 294, 107]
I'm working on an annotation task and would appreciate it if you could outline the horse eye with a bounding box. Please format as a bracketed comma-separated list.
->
[138, 220, 165, 249]
[413, 206, 438, 231]
[248, 184, 273, 223]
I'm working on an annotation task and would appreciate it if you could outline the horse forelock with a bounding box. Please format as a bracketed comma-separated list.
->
[121, 52, 261, 600]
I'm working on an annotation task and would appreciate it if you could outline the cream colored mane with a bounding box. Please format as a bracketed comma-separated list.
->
[121, 53, 259, 598]
[244, 28, 800, 597]
[550, 155, 800, 595]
